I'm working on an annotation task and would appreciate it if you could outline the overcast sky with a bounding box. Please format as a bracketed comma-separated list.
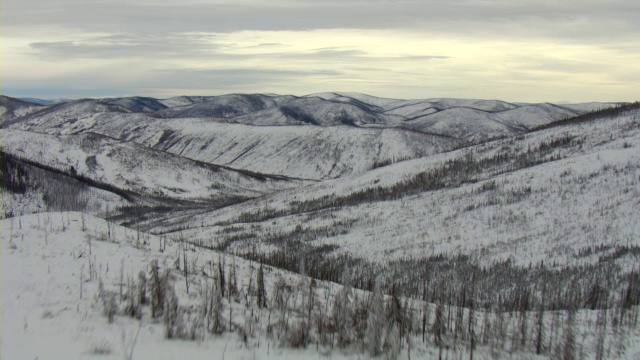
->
[2, 0, 639, 102]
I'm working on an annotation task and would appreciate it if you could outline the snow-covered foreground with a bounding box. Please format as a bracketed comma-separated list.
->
[3, 212, 640, 359]
[1, 212, 355, 359]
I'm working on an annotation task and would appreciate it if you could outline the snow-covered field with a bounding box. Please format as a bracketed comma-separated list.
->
[2, 213, 360, 359]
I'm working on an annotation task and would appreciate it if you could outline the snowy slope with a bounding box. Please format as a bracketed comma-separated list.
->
[1, 129, 304, 203]
[2, 98, 132, 129]
[104, 118, 459, 180]
[494, 103, 578, 129]
[0, 213, 360, 360]
[105, 97, 168, 113]
[307, 92, 407, 110]
[5, 111, 461, 180]
[0, 95, 43, 123]
[157, 94, 277, 118]
[16, 97, 72, 105]
[157, 95, 219, 108]
[143, 107, 640, 269]
[403, 107, 522, 142]
[160, 95, 400, 127]
[6, 212, 639, 360]
[400, 103, 580, 141]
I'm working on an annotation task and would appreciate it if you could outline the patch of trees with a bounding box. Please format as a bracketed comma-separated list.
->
[1, 152, 31, 194]
[279, 106, 319, 125]
[182, 210, 640, 316]
[534, 102, 640, 131]
[96, 251, 639, 359]
[217, 133, 584, 226]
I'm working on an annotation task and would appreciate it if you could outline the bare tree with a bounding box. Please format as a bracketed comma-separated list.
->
[256, 262, 267, 309]
[334, 265, 353, 348]
[366, 277, 385, 356]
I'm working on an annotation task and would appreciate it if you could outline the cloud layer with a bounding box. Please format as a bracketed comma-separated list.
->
[2, 0, 639, 101]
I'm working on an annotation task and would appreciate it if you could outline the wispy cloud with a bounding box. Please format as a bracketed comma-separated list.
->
[29, 33, 220, 59]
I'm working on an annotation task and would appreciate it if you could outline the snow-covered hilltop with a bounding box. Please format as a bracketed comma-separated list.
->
[0, 95, 44, 123]
[1, 92, 639, 359]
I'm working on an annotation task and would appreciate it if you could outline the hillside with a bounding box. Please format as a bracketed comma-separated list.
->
[5, 110, 461, 180]
[105, 96, 168, 113]
[136, 104, 640, 304]
[4, 212, 640, 359]
[158, 95, 399, 126]
[1, 129, 304, 204]
[0, 95, 43, 123]
[2, 98, 132, 128]
[156, 94, 278, 118]
[402, 107, 523, 142]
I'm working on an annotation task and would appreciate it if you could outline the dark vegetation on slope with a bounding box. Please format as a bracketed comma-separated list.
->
[0, 152, 252, 220]
[183, 208, 640, 314]
[1, 151, 138, 202]
[214, 133, 582, 226]
[534, 102, 640, 130]
[172, 106, 640, 315]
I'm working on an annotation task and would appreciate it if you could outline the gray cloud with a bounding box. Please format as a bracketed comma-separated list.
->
[509, 56, 605, 75]
[29, 33, 219, 59]
[153, 68, 346, 87]
[4, 0, 640, 42]
[29, 35, 451, 64]
[4, 0, 639, 102]
[1, 66, 349, 99]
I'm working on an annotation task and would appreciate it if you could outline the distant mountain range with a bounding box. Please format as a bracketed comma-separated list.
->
[1, 93, 621, 182]
[16, 97, 73, 105]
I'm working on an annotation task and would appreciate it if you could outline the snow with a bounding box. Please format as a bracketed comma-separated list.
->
[0, 212, 341, 359]
[4, 212, 640, 359]
[6, 112, 460, 180]
[3, 92, 640, 359]
[0, 95, 44, 123]
[143, 108, 640, 270]
[1, 129, 303, 202]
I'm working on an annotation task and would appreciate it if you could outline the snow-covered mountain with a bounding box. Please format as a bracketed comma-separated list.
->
[16, 97, 73, 105]
[4, 104, 462, 180]
[5, 91, 613, 181]
[104, 96, 168, 113]
[139, 103, 640, 276]
[1, 129, 304, 204]
[0, 95, 44, 123]
[2, 98, 132, 128]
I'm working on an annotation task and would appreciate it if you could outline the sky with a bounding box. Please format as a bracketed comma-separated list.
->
[2, 0, 639, 102]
